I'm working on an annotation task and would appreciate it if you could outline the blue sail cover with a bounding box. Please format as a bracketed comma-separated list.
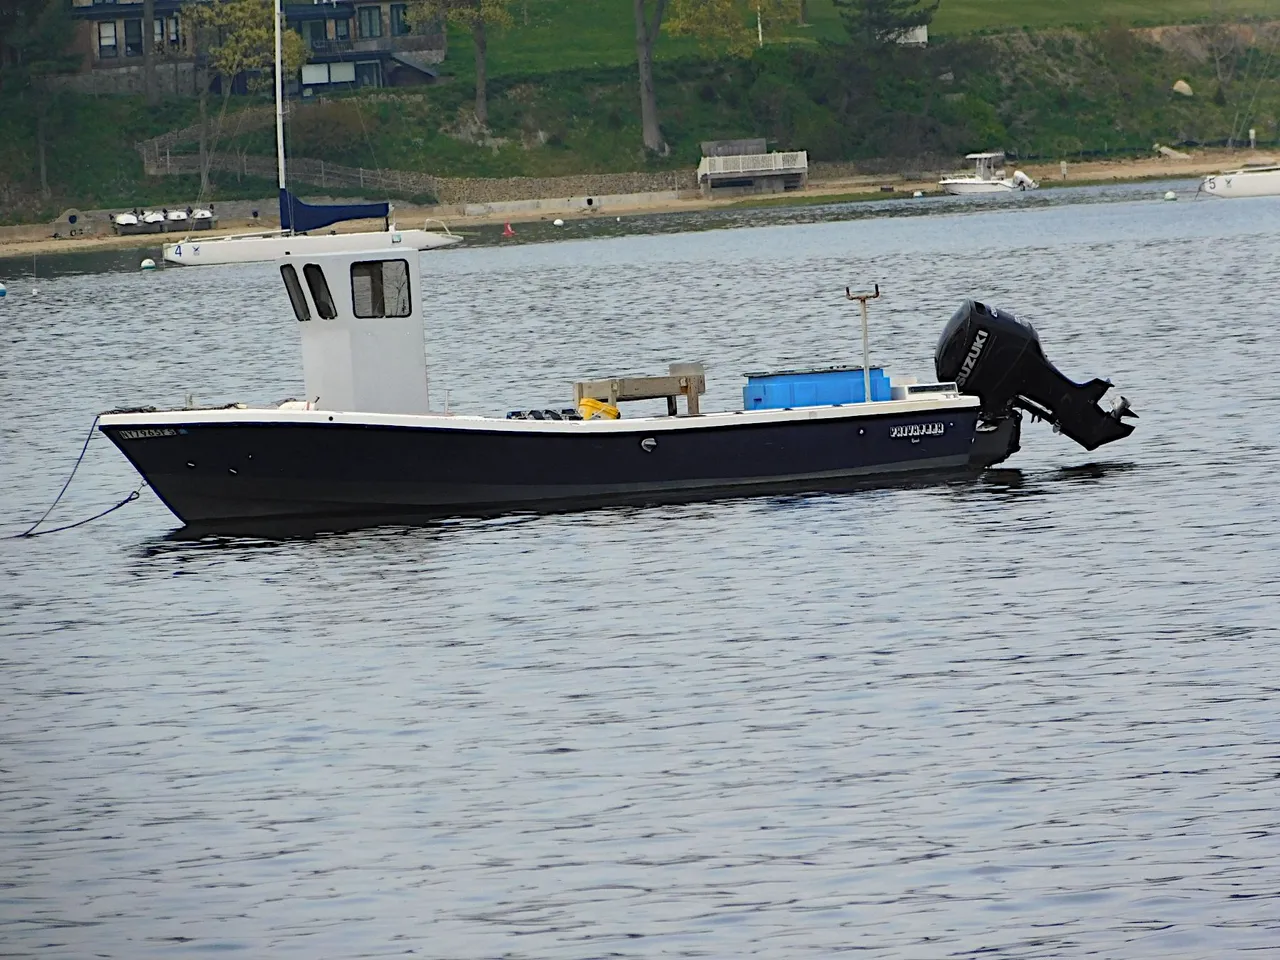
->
[279, 189, 390, 233]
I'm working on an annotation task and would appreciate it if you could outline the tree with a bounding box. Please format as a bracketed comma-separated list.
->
[632, 0, 800, 155]
[633, 0, 668, 154]
[408, 0, 512, 128]
[833, 0, 937, 55]
[1, 0, 77, 199]
[183, 0, 307, 191]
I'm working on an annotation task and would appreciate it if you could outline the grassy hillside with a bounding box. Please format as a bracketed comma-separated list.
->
[246, 25, 1280, 178]
[0, 93, 280, 223]
[4, 2, 1280, 221]
[468, 0, 1280, 77]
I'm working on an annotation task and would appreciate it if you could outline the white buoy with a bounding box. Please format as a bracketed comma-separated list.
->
[1164, 191, 1177, 201]
[553, 218, 565, 226]
[616, 216, 621, 222]
[0, 281, 6, 298]
[913, 190, 924, 198]
[140, 257, 157, 270]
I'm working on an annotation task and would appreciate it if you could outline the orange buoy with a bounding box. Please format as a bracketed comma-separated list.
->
[502, 222, 515, 237]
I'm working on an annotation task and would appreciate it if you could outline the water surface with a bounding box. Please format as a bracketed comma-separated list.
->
[3, 184, 1279, 958]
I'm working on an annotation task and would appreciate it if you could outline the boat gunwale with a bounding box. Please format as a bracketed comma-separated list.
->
[98, 394, 982, 436]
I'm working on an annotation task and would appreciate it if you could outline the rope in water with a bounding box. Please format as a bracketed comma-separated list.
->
[13, 416, 146, 539]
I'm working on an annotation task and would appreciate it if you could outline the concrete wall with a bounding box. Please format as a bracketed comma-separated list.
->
[432, 171, 698, 205]
[450, 190, 694, 218]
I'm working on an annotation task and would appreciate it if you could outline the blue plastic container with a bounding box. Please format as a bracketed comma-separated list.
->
[743, 366, 890, 410]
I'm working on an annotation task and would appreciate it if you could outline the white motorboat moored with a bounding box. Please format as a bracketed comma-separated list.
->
[940, 152, 1038, 195]
[95, 249, 1136, 535]
[1199, 164, 1280, 198]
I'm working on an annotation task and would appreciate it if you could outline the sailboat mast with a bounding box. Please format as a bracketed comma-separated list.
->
[274, 0, 285, 192]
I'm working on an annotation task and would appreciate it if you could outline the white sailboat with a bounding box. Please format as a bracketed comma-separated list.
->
[162, 0, 459, 266]
[940, 152, 1038, 196]
[1199, 164, 1280, 198]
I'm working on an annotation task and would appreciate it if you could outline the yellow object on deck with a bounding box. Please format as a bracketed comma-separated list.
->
[578, 397, 621, 420]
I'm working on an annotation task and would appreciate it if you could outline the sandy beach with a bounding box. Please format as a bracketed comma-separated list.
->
[0, 148, 1268, 261]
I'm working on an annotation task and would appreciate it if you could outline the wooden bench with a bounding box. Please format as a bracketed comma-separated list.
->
[573, 363, 706, 416]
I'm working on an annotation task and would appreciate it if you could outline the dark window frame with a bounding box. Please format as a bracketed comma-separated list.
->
[351, 259, 411, 318]
[280, 265, 312, 322]
[389, 3, 410, 36]
[357, 5, 382, 38]
[303, 263, 338, 319]
[97, 21, 118, 58]
[123, 17, 143, 57]
[334, 16, 350, 40]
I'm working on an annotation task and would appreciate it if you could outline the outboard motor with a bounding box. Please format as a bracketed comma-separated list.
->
[936, 300, 1136, 451]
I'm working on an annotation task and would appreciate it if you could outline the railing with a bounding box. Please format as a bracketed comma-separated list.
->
[697, 151, 808, 179]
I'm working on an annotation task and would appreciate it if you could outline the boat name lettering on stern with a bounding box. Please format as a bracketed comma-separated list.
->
[118, 428, 179, 440]
[956, 329, 989, 387]
[890, 422, 945, 439]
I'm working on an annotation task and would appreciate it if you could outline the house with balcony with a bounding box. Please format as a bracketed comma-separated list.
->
[285, 2, 444, 92]
[63, 0, 445, 96]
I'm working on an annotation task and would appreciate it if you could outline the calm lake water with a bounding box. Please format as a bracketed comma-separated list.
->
[4, 182, 1280, 958]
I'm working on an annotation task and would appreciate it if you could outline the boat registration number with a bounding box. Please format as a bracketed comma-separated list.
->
[890, 422, 945, 439]
[118, 428, 179, 439]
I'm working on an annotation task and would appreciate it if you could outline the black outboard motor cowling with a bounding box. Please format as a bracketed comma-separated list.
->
[935, 300, 1136, 452]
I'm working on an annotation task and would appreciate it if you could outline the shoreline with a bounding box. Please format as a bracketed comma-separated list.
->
[0, 148, 1267, 261]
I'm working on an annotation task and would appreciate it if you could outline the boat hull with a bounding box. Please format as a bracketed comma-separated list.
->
[1200, 168, 1280, 198]
[162, 228, 460, 265]
[99, 404, 1003, 532]
[939, 179, 1018, 195]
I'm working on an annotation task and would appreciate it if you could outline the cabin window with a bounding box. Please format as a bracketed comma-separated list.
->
[97, 22, 117, 58]
[280, 265, 311, 322]
[351, 259, 410, 318]
[303, 263, 338, 319]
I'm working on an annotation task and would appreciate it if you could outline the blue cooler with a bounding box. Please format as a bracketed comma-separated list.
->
[743, 366, 891, 410]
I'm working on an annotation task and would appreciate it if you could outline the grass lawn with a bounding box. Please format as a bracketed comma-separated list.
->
[468, 0, 1280, 79]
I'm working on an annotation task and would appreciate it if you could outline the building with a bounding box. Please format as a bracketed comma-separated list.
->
[696, 139, 808, 198]
[63, 0, 444, 96]
[286, 1, 443, 92]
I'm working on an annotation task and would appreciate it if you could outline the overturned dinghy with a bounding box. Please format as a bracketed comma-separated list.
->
[98, 252, 1136, 534]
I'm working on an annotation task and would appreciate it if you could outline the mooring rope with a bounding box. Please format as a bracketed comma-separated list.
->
[12, 416, 146, 539]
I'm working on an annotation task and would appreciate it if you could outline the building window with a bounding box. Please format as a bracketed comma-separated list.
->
[334, 17, 350, 41]
[306, 20, 326, 50]
[123, 18, 142, 56]
[97, 21, 117, 58]
[357, 6, 381, 38]
[390, 4, 409, 36]
[153, 16, 180, 51]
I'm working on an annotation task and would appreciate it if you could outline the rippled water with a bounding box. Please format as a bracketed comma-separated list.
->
[4, 183, 1280, 958]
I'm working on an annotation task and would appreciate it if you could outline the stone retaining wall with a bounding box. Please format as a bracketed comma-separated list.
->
[434, 170, 697, 204]
[143, 149, 700, 205]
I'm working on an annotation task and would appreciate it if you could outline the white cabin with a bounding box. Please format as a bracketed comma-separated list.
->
[277, 250, 429, 416]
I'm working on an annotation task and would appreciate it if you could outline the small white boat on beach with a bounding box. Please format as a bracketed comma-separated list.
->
[141, 210, 167, 233]
[112, 212, 146, 236]
[1200, 164, 1280, 198]
[940, 152, 1038, 196]
[164, 210, 190, 231]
